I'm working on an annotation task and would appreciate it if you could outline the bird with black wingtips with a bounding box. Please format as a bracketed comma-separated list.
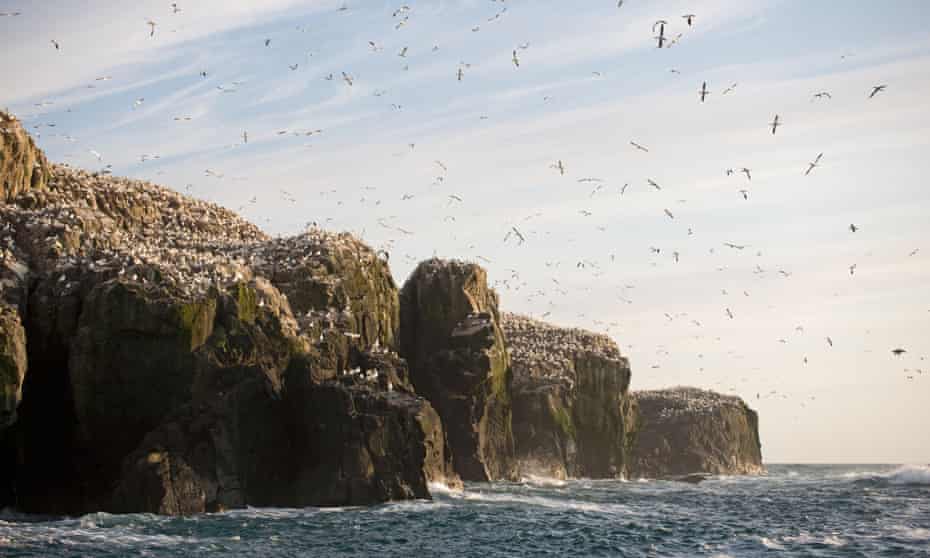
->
[869, 85, 886, 98]
[699, 81, 709, 102]
[653, 20, 667, 48]
[805, 153, 823, 175]
[682, 14, 695, 26]
[769, 114, 780, 134]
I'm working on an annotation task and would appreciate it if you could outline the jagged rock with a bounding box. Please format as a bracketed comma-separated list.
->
[247, 232, 400, 368]
[110, 352, 458, 514]
[502, 313, 637, 479]
[0, 122, 460, 515]
[0, 112, 50, 202]
[399, 259, 515, 481]
[0, 304, 27, 430]
[630, 387, 764, 478]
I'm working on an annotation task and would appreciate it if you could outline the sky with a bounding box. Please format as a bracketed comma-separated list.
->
[1, 0, 929, 464]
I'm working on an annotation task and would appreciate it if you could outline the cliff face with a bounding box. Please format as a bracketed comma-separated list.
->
[399, 259, 516, 481]
[502, 313, 637, 479]
[0, 112, 458, 515]
[630, 387, 763, 478]
[1, 112, 50, 203]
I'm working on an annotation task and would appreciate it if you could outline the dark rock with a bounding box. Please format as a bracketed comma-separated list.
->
[630, 387, 764, 478]
[399, 259, 515, 481]
[502, 313, 637, 479]
[0, 303, 27, 430]
[0, 118, 461, 515]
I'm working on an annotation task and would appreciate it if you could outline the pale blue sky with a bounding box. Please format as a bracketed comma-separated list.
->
[2, 0, 929, 463]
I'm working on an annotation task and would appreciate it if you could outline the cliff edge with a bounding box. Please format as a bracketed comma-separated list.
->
[630, 387, 764, 478]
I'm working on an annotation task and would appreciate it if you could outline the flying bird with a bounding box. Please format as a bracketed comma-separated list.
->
[289, 64, 298, 70]
[699, 81, 709, 102]
[769, 114, 780, 134]
[738, 189, 749, 200]
[849, 264, 857, 276]
[805, 153, 823, 175]
[51, 39, 60, 50]
[171, 3, 181, 14]
[457, 67, 464, 81]
[869, 85, 886, 99]
[741, 167, 751, 181]
[342, 72, 353, 86]
[892, 348, 907, 356]
[653, 20, 667, 48]
[242, 131, 248, 144]
[399, 46, 408, 57]
[663, 208, 675, 219]
[682, 14, 696, 26]
[550, 160, 565, 175]
[512, 49, 519, 68]
[630, 140, 649, 152]
[849, 223, 858, 233]
[812, 91, 832, 100]
[723, 242, 746, 250]
[265, 38, 271, 47]
[147, 20, 157, 37]
[510, 226, 526, 244]
[722, 83, 738, 95]
[726, 308, 734, 319]
[826, 337, 833, 347]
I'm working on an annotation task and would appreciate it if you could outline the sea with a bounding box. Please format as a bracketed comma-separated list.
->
[1, 464, 927, 557]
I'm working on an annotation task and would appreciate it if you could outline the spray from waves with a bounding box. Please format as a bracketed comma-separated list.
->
[846, 465, 930, 486]
[519, 474, 567, 488]
[431, 485, 630, 514]
[884, 465, 930, 485]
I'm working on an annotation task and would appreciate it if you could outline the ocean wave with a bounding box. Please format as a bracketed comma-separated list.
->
[783, 532, 846, 547]
[848, 465, 930, 486]
[439, 488, 629, 514]
[519, 474, 567, 487]
[759, 536, 785, 550]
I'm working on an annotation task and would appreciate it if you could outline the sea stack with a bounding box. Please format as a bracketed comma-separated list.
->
[630, 387, 764, 478]
[399, 259, 516, 481]
[502, 313, 637, 479]
[0, 111, 459, 515]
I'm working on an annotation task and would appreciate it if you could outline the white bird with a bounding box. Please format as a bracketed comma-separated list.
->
[342, 72, 353, 86]
[147, 20, 157, 37]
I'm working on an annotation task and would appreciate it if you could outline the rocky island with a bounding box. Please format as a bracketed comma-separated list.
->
[631, 387, 764, 478]
[1, 111, 762, 517]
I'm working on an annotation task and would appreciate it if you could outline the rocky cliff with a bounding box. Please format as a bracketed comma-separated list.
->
[502, 313, 637, 479]
[399, 259, 516, 481]
[0, 112, 458, 515]
[630, 387, 763, 478]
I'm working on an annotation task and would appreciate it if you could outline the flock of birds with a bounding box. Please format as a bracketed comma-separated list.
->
[3, 1, 926, 416]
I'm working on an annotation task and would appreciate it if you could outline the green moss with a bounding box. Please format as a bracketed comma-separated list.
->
[551, 406, 576, 439]
[177, 298, 216, 350]
[236, 283, 257, 324]
[488, 348, 511, 405]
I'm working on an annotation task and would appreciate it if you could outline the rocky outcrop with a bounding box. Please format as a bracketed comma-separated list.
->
[630, 387, 763, 478]
[399, 259, 516, 481]
[1, 112, 50, 202]
[502, 313, 637, 479]
[0, 304, 27, 430]
[0, 111, 458, 515]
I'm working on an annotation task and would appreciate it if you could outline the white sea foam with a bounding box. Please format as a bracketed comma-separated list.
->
[428, 481, 464, 496]
[759, 536, 785, 550]
[452, 490, 629, 514]
[891, 525, 930, 541]
[884, 465, 930, 485]
[519, 474, 567, 487]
